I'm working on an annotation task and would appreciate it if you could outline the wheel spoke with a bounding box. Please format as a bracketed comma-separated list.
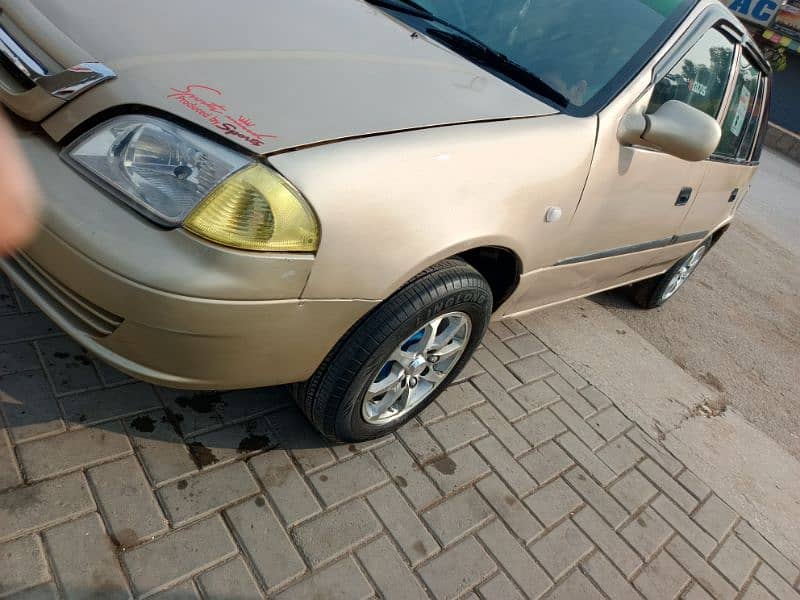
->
[368, 386, 405, 418]
[418, 317, 442, 353]
[366, 367, 404, 400]
[420, 368, 447, 384]
[431, 316, 466, 351]
[431, 340, 463, 360]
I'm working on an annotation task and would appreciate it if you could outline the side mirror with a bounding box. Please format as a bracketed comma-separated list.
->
[618, 100, 722, 162]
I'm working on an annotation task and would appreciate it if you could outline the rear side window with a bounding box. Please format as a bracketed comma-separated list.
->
[716, 53, 765, 160]
[647, 28, 736, 118]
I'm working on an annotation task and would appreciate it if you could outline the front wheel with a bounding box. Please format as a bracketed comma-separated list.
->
[631, 240, 710, 309]
[294, 259, 492, 442]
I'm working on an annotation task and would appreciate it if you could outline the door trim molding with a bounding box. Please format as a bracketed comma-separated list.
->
[555, 230, 709, 266]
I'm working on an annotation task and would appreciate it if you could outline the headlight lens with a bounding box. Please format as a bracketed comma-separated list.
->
[65, 115, 319, 252]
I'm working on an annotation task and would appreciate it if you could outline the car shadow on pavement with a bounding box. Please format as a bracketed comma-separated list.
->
[590, 287, 638, 311]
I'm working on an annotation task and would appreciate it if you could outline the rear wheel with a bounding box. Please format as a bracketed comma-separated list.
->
[295, 259, 492, 442]
[631, 240, 710, 309]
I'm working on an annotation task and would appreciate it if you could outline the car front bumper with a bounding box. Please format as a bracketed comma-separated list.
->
[2, 119, 377, 389]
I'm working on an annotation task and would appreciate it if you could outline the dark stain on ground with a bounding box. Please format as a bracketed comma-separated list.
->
[237, 434, 272, 454]
[113, 527, 139, 548]
[319, 474, 328, 482]
[161, 408, 185, 438]
[616, 329, 627, 335]
[53, 351, 70, 359]
[431, 456, 457, 475]
[395, 475, 408, 488]
[188, 442, 219, 468]
[637, 517, 647, 527]
[348, 444, 358, 453]
[177, 480, 188, 490]
[412, 540, 426, 555]
[130, 415, 156, 433]
[504, 495, 517, 507]
[254, 497, 266, 507]
[79, 414, 87, 423]
[74, 353, 92, 366]
[577, 472, 586, 481]
[175, 392, 225, 414]
[698, 372, 726, 394]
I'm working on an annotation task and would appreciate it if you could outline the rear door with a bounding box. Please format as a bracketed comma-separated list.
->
[677, 47, 770, 239]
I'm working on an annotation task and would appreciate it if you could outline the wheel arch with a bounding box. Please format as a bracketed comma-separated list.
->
[455, 246, 522, 312]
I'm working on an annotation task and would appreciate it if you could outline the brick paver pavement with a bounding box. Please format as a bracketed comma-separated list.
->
[2, 272, 800, 599]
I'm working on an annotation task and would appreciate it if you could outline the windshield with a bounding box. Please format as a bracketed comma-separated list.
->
[373, 0, 691, 111]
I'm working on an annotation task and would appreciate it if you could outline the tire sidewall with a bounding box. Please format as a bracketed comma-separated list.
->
[649, 240, 710, 308]
[338, 286, 490, 441]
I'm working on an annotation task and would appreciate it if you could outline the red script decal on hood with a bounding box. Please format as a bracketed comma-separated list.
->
[168, 84, 277, 147]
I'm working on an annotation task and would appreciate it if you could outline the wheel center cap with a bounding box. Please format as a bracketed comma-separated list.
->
[408, 355, 428, 376]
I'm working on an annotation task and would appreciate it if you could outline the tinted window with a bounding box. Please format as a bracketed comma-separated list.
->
[386, 0, 689, 109]
[717, 54, 763, 160]
[647, 28, 735, 118]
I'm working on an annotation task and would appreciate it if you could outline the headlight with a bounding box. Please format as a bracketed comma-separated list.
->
[65, 115, 319, 252]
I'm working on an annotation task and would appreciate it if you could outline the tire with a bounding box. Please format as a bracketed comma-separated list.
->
[295, 259, 492, 442]
[631, 240, 711, 309]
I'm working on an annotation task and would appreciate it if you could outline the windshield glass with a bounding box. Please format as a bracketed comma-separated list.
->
[380, 0, 689, 110]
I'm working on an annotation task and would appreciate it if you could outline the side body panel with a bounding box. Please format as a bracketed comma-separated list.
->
[270, 115, 597, 301]
[679, 162, 758, 236]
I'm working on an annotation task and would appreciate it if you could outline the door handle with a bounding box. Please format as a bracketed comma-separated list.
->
[728, 188, 739, 203]
[675, 187, 692, 206]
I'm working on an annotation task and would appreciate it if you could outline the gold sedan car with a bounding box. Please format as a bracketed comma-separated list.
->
[1, 0, 770, 441]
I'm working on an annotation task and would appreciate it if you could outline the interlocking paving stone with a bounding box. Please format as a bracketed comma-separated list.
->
[397, 419, 443, 464]
[505, 334, 546, 358]
[565, 468, 628, 529]
[122, 516, 237, 597]
[510, 380, 561, 414]
[472, 402, 529, 457]
[427, 410, 488, 452]
[473, 435, 535, 497]
[149, 580, 201, 599]
[418, 399, 446, 425]
[265, 409, 335, 474]
[472, 373, 526, 421]
[588, 405, 630, 441]
[481, 330, 518, 364]
[197, 556, 263, 600]
[475, 474, 543, 543]
[539, 351, 587, 389]
[423, 487, 492, 547]
[451, 358, 485, 383]
[557, 432, 616, 486]
[473, 348, 521, 390]
[683, 583, 715, 600]
[435, 382, 486, 415]
[356, 536, 429, 600]
[524, 477, 582, 528]
[417, 536, 496, 600]
[519, 439, 574, 485]
[8, 582, 59, 600]
[580, 552, 643, 600]
[43, 512, 131, 600]
[249, 449, 321, 526]
[633, 551, 691, 600]
[736, 521, 800, 585]
[506, 355, 554, 384]
[489, 321, 516, 340]
[550, 401, 605, 450]
[529, 519, 593, 580]
[477, 519, 552, 598]
[159, 461, 258, 527]
[711, 535, 759, 589]
[0, 535, 49, 596]
[226, 496, 306, 592]
[677, 469, 711, 503]
[548, 569, 604, 600]
[373, 440, 440, 511]
[627, 428, 683, 476]
[0, 313, 58, 344]
[693, 494, 738, 540]
[667, 536, 737, 600]
[124, 410, 198, 486]
[309, 453, 388, 507]
[424, 445, 490, 495]
[88, 456, 168, 547]
[741, 581, 779, 600]
[514, 408, 566, 447]
[0, 430, 22, 491]
[292, 498, 381, 567]
[754, 562, 800, 600]
[61, 384, 160, 428]
[546, 375, 596, 417]
[0, 342, 39, 376]
[367, 484, 438, 565]
[640, 459, 699, 513]
[621, 507, 674, 561]
[579, 386, 613, 411]
[17, 421, 131, 481]
[478, 573, 524, 600]
[596, 435, 644, 475]
[274, 557, 372, 600]
[0, 371, 64, 442]
[610, 468, 658, 513]
[36, 337, 102, 395]
[0, 472, 94, 542]
[185, 417, 275, 468]
[573, 506, 641, 578]
[652, 494, 715, 557]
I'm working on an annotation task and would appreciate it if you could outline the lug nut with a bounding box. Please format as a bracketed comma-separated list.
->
[409, 377, 418, 388]
[429, 355, 440, 363]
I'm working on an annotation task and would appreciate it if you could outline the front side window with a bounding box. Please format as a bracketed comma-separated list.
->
[368, 0, 691, 111]
[646, 28, 736, 118]
[716, 53, 764, 160]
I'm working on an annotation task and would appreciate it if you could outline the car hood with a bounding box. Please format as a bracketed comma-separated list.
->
[23, 0, 557, 153]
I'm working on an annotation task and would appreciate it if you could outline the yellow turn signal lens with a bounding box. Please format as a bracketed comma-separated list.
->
[183, 164, 320, 252]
